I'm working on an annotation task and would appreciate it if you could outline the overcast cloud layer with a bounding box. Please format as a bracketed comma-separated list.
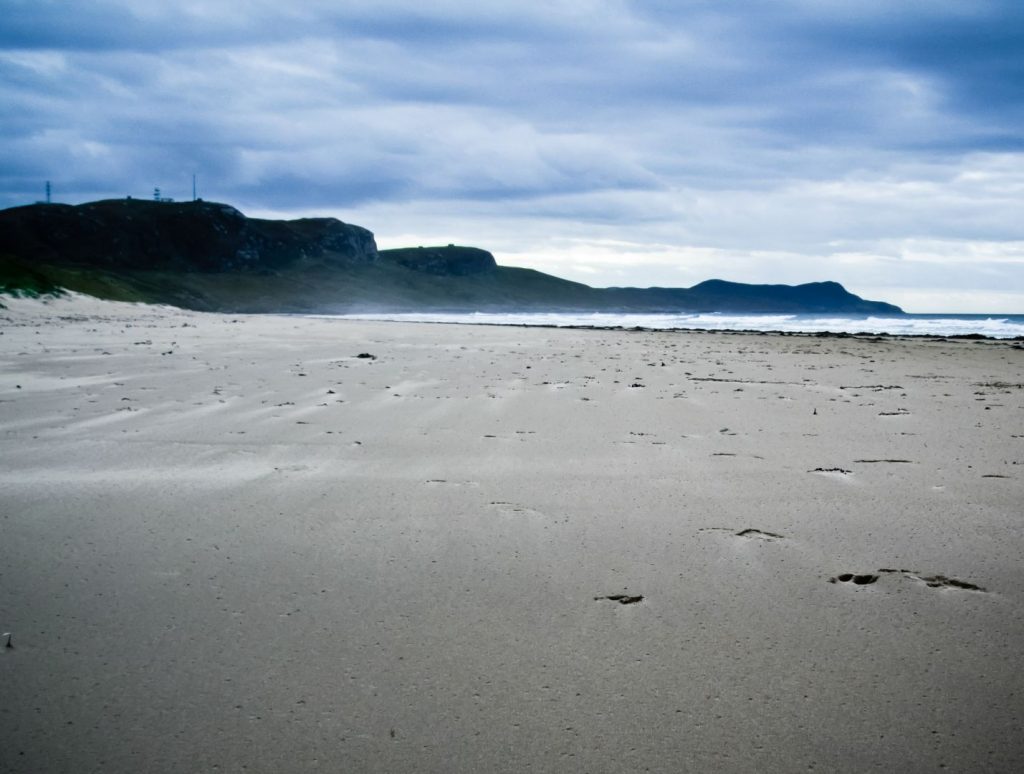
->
[2, 0, 1023, 311]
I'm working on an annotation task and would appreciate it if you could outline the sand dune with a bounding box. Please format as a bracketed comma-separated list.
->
[2, 294, 1022, 772]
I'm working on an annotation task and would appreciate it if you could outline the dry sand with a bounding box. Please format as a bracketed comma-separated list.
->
[1, 294, 1022, 772]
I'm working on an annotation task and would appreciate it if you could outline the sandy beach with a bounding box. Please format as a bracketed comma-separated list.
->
[1, 294, 1022, 773]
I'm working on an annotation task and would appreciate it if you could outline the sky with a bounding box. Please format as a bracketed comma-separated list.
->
[2, 1, 1023, 312]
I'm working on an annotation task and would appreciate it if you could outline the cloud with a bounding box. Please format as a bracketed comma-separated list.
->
[1, 0, 1022, 310]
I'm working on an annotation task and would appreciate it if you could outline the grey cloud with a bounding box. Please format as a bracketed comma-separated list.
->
[1, 0, 1022, 309]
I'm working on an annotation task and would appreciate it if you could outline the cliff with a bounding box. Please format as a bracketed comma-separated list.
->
[0, 199, 903, 315]
[0, 199, 376, 272]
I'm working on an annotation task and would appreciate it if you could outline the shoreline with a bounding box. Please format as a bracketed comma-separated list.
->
[312, 311, 1024, 341]
[316, 317, 1024, 343]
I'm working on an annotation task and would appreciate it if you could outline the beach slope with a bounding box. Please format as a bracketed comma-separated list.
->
[1, 296, 1021, 772]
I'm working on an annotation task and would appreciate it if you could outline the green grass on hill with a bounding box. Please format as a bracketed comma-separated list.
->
[0, 254, 67, 305]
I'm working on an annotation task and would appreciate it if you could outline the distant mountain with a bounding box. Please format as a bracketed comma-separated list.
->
[600, 279, 900, 314]
[0, 199, 903, 314]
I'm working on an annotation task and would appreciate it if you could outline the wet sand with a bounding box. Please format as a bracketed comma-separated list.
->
[2, 295, 1023, 772]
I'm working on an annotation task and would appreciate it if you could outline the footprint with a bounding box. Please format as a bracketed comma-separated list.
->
[914, 574, 986, 591]
[830, 568, 986, 592]
[487, 501, 545, 518]
[594, 594, 644, 605]
[829, 573, 879, 585]
[272, 464, 311, 474]
[699, 527, 785, 541]
[735, 528, 785, 541]
[880, 569, 986, 592]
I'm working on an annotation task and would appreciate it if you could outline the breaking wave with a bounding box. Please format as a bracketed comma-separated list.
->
[327, 311, 1024, 339]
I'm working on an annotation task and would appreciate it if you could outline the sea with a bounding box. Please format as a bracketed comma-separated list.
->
[327, 311, 1024, 339]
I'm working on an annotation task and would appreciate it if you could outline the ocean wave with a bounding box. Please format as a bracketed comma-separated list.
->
[322, 311, 1024, 339]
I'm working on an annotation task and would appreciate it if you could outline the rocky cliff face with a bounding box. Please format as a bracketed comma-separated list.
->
[0, 199, 377, 272]
[378, 246, 497, 276]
